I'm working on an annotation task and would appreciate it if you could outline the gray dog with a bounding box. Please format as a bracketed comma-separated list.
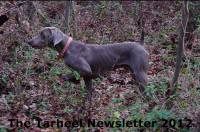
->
[27, 27, 149, 102]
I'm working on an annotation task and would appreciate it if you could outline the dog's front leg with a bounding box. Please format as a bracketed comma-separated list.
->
[64, 56, 94, 115]
[64, 56, 92, 76]
[83, 77, 93, 102]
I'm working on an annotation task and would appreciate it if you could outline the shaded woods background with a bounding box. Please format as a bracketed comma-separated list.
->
[0, 1, 200, 131]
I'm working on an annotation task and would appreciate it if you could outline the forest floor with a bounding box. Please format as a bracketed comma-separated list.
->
[0, 1, 200, 131]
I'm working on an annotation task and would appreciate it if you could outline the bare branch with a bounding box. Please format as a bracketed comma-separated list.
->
[0, 1, 26, 15]
[63, 0, 72, 33]
[171, 1, 189, 88]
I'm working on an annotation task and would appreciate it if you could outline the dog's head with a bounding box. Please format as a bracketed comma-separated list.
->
[27, 27, 67, 49]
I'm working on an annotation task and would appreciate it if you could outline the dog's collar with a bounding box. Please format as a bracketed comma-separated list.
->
[58, 37, 73, 58]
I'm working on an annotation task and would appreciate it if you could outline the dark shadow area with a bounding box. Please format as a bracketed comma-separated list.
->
[0, 14, 9, 26]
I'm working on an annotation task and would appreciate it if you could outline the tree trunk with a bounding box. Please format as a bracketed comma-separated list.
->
[172, 1, 189, 88]
[63, 0, 72, 33]
[165, 0, 189, 110]
[26, 1, 35, 25]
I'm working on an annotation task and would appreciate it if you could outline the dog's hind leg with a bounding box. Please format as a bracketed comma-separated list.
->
[134, 69, 147, 93]
[130, 58, 148, 95]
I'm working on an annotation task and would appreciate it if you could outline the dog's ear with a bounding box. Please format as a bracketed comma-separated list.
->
[51, 29, 65, 46]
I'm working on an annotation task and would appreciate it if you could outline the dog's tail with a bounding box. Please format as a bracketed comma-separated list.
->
[140, 29, 144, 45]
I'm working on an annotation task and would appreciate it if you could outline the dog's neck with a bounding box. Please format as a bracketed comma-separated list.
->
[54, 37, 73, 57]
[54, 40, 66, 52]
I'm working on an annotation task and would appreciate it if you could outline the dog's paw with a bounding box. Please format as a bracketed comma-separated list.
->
[59, 75, 80, 84]
[60, 75, 70, 81]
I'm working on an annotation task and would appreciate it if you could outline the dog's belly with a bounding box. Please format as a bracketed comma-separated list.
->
[84, 43, 134, 75]
[90, 58, 116, 74]
[89, 53, 129, 75]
